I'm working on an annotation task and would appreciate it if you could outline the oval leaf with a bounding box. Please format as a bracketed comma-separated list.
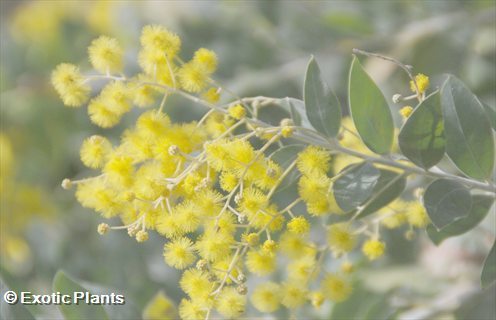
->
[482, 240, 496, 289]
[423, 178, 472, 229]
[440, 75, 495, 180]
[333, 162, 381, 212]
[355, 169, 407, 219]
[399, 91, 445, 169]
[348, 56, 394, 154]
[426, 195, 494, 245]
[53, 271, 109, 320]
[304, 56, 342, 137]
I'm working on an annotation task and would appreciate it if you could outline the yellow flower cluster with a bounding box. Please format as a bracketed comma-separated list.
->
[56, 26, 432, 318]
[410, 73, 430, 94]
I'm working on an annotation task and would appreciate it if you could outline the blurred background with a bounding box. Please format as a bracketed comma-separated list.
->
[1, 0, 495, 319]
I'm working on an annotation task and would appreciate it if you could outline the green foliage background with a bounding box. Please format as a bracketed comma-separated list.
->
[1, 1, 495, 319]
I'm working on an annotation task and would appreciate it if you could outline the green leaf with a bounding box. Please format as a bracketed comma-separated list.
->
[440, 75, 495, 180]
[53, 271, 109, 320]
[398, 91, 446, 169]
[348, 56, 394, 154]
[277, 98, 312, 129]
[333, 162, 381, 212]
[427, 195, 494, 245]
[269, 144, 304, 193]
[482, 102, 496, 131]
[287, 98, 302, 126]
[423, 178, 472, 229]
[356, 169, 407, 219]
[304, 56, 342, 137]
[481, 240, 496, 289]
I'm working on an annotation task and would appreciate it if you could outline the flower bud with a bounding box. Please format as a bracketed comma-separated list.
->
[61, 178, 72, 190]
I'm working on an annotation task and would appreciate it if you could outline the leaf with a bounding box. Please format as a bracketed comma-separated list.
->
[287, 98, 302, 126]
[53, 271, 109, 320]
[333, 162, 381, 212]
[398, 91, 446, 169]
[423, 178, 472, 229]
[482, 102, 496, 131]
[277, 98, 312, 129]
[355, 169, 407, 219]
[143, 291, 177, 320]
[440, 75, 495, 180]
[269, 144, 305, 193]
[427, 195, 494, 245]
[348, 56, 394, 154]
[304, 56, 342, 137]
[482, 240, 496, 289]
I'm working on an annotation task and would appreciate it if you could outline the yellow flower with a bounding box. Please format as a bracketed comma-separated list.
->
[142, 291, 177, 320]
[136, 110, 170, 139]
[246, 249, 276, 275]
[322, 273, 352, 302]
[298, 173, 330, 203]
[327, 223, 356, 256]
[163, 237, 196, 269]
[193, 48, 218, 74]
[406, 201, 430, 228]
[243, 233, 260, 246]
[51, 63, 90, 107]
[281, 282, 308, 309]
[400, 106, 413, 119]
[88, 35, 123, 73]
[202, 87, 221, 103]
[195, 231, 234, 262]
[103, 154, 134, 187]
[79, 135, 112, 169]
[410, 73, 429, 94]
[179, 299, 206, 320]
[362, 238, 386, 260]
[219, 171, 238, 192]
[87, 97, 121, 128]
[178, 61, 209, 93]
[228, 104, 246, 120]
[250, 282, 281, 312]
[140, 25, 181, 59]
[287, 216, 310, 235]
[279, 232, 316, 259]
[129, 74, 157, 108]
[99, 81, 132, 116]
[179, 269, 213, 301]
[310, 291, 325, 308]
[296, 146, 331, 176]
[216, 287, 246, 318]
[237, 187, 268, 216]
[287, 255, 316, 282]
